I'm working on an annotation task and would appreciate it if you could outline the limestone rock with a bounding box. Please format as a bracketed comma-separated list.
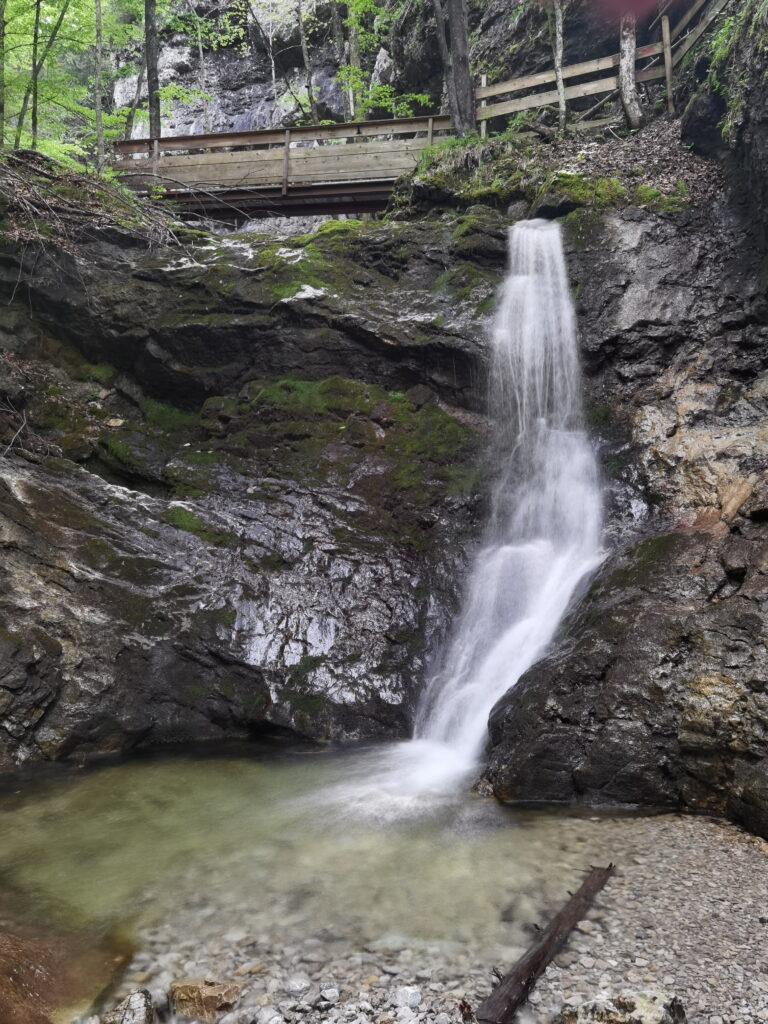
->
[102, 990, 156, 1024]
[555, 993, 686, 1023]
[169, 977, 241, 1022]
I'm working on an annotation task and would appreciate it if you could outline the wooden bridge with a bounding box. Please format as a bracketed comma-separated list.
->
[113, 0, 726, 220]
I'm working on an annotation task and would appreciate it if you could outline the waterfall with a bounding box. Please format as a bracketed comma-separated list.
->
[321, 219, 603, 814]
[407, 219, 603, 791]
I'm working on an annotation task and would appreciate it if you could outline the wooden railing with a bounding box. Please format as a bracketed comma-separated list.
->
[113, 115, 454, 196]
[475, 0, 728, 125]
[113, 0, 727, 209]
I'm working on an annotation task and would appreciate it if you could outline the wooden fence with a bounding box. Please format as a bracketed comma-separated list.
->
[475, 0, 729, 127]
[113, 0, 728, 209]
[113, 115, 454, 194]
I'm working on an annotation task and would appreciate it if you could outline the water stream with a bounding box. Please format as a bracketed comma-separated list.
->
[324, 219, 604, 809]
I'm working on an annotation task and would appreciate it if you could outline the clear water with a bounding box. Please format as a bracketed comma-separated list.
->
[0, 747, 611, 1023]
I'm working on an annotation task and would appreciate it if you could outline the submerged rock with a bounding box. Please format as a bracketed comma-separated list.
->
[554, 993, 686, 1023]
[169, 977, 241, 1022]
[102, 990, 156, 1024]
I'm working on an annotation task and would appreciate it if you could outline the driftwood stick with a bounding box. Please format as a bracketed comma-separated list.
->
[475, 864, 614, 1024]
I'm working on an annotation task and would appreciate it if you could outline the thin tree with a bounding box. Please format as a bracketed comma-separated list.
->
[145, 0, 161, 139]
[30, 0, 42, 149]
[552, 0, 566, 132]
[330, 1, 351, 119]
[0, 0, 6, 146]
[123, 55, 146, 141]
[14, 0, 73, 149]
[184, 0, 209, 131]
[94, 0, 105, 170]
[432, 0, 474, 136]
[618, 12, 645, 129]
[296, 0, 319, 123]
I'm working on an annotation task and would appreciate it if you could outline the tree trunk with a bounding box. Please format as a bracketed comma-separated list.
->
[431, 0, 459, 127]
[123, 56, 146, 141]
[476, 866, 615, 1024]
[0, 1, 6, 147]
[30, 0, 42, 149]
[552, 0, 566, 132]
[184, 0, 209, 131]
[13, 0, 73, 149]
[445, 0, 474, 135]
[348, 19, 361, 117]
[296, 0, 319, 124]
[145, 0, 161, 139]
[432, 0, 475, 136]
[619, 13, 645, 130]
[330, 1, 351, 120]
[94, 0, 105, 170]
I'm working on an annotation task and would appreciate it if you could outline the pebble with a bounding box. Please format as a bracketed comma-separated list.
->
[103, 815, 768, 1024]
[394, 986, 422, 1009]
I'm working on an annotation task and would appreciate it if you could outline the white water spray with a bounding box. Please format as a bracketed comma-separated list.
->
[321, 219, 603, 815]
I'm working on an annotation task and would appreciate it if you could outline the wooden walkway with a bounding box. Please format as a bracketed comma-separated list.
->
[113, 0, 726, 220]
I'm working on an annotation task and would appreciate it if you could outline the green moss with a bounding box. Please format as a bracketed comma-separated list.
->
[162, 506, 235, 547]
[199, 374, 484, 553]
[548, 172, 626, 209]
[213, 606, 237, 627]
[106, 436, 136, 466]
[586, 404, 613, 428]
[433, 262, 497, 303]
[632, 183, 689, 212]
[608, 533, 683, 589]
[139, 398, 200, 431]
[181, 449, 218, 466]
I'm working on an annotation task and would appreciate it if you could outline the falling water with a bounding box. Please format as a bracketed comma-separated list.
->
[322, 219, 604, 814]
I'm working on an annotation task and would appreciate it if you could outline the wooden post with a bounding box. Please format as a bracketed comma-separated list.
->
[480, 73, 487, 137]
[661, 14, 674, 114]
[282, 128, 290, 196]
[427, 116, 434, 146]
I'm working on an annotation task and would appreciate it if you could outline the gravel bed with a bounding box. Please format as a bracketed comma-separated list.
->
[102, 814, 768, 1024]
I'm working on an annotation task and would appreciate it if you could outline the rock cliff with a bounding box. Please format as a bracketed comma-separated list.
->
[0, 187, 495, 766]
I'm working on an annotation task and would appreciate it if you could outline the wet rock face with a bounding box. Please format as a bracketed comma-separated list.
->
[0, 374, 482, 765]
[0, 218, 492, 413]
[486, 192, 768, 836]
[485, 526, 768, 836]
[0, 215, 492, 766]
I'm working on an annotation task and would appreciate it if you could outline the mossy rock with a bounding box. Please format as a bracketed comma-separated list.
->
[200, 374, 485, 550]
[162, 506, 235, 548]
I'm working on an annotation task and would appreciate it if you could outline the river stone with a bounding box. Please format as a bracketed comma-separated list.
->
[394, 985, 422, 1008]
[255, 1008, 284, 1024]
[169, 977, 241, 1022]
[554, 994, 686, 1023]
[285, 973, 311, 995]
[102, 991, 156, 1024]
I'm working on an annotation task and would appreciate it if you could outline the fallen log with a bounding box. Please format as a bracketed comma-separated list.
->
[475, 864, 614, 1024]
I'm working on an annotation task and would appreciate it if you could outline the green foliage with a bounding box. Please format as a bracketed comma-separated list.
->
[704, 0, 768, 140]
[343, 0, 395, 53]
[415, 133, 482, 175]
[335, 65, 429, 120]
